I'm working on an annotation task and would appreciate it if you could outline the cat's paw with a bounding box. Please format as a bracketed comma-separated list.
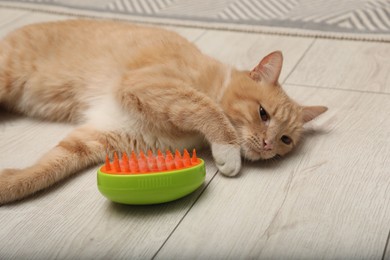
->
[211, 143, 241, 177]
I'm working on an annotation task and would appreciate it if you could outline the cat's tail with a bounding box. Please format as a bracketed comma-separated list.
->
[0, 126, 108, 205]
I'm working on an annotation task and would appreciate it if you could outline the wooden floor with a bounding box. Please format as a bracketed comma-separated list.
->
[0, 8, 389, 260]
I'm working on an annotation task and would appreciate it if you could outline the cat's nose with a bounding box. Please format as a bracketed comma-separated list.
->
[263, 139, 273, 151]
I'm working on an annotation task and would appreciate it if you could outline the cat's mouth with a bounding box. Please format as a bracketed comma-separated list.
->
[241, 141, 276, 161]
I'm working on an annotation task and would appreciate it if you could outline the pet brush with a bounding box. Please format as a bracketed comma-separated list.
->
[97, 149, 206, 205]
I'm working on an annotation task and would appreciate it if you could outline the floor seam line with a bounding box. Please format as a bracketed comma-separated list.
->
[0, 10, 31, 30]
[192, 30, 208, 43]
[382, 228, 390, 260]
[282, 37, 317, 84]
[286, 83, 390, 96]
[151, 168, 219, 260]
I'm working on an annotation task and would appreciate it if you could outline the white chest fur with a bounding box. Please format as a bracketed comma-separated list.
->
[84, 94, 206, 151]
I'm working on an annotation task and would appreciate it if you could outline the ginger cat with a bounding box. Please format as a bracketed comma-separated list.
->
[0, 20, 327, 204]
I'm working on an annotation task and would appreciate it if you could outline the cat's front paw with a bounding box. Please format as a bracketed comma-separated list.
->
[211, 143, 241, 177]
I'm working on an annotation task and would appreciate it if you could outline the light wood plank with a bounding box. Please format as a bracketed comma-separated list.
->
[286, 39, 390, 94]
[155, 86, 390, 259]
[194, 30, 314, 82]
[0, 9, 29, 25]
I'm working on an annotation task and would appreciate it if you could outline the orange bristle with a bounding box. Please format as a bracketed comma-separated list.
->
[122, 152, 130, 172]
[175, 149, 182, 159]
[183, 149, 191, 167]
[191, 149, 198, 165]
[113, 152, 121, 172]
[174, 150, 184, 169]
[157, 150, 167, 171]
[131, 151, 137, 160]
[138, 151, 149, 173]
[147, 150, 158, 172]
[129, 151, 139, 173]
[105, 155, 112, 171]
[165, 150, 176, 170]
[101, 149, 201, 175]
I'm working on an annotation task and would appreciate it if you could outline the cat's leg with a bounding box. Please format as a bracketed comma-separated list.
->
[0, 125, 111, 204]
[168, 97, 242, 177]
[118, 82, 241, 177]
[0, 45, 7, 103]
[0, 44, 17, 105]
[0, 73, 4, 103]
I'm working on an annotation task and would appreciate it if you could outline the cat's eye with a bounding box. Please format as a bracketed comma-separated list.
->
[259, 106, 269, 122]
[281, 135, 292, 145]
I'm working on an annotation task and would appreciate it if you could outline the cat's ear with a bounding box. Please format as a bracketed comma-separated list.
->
[249, 51, 283, 84]
[302, 106, 328, 123]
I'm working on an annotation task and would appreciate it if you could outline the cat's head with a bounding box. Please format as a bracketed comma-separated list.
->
[221, 51, 327, 160]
